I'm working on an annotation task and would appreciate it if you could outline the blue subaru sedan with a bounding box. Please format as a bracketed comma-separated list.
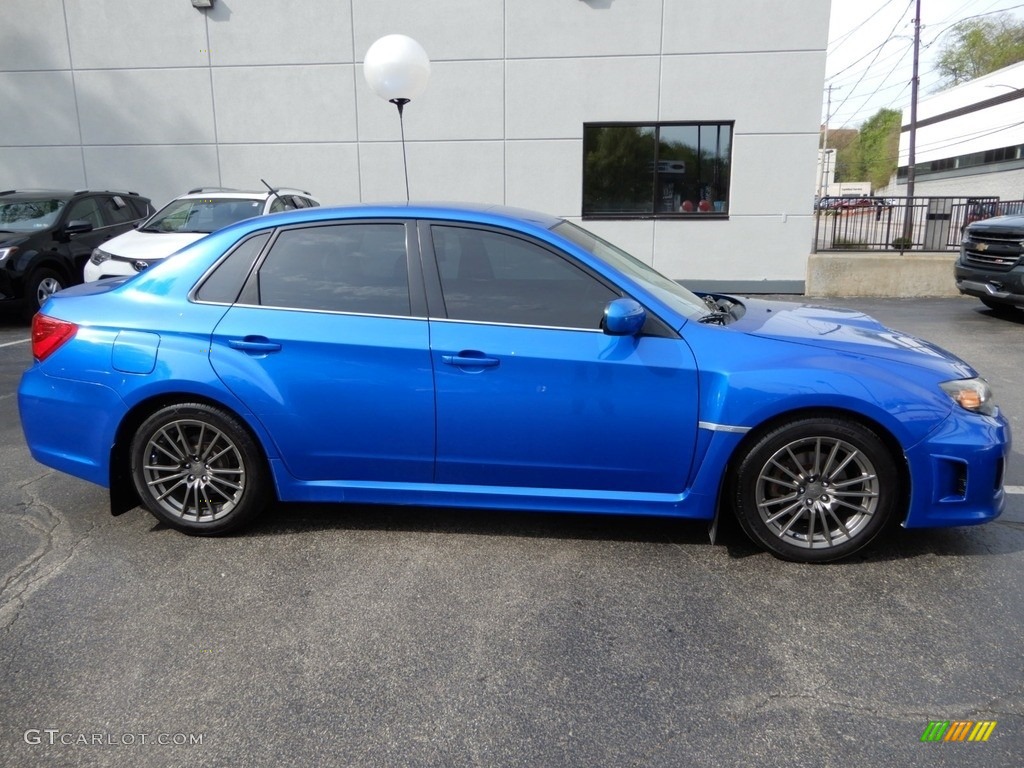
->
[18, 204, 1010, 562]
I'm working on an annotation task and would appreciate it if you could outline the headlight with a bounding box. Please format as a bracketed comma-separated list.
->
[90, 248, 112, 265]
[940, 378, 996, 416]
[0, 246, 17, 264]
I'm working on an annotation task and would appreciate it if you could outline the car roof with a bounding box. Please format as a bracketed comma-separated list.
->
[178, 187, 315, 200]
[0, 189, 145, 200]
[243, 201, 564, 230]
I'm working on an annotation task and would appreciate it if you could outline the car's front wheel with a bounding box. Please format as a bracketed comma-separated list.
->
[130, 403, 269, 535]
[730, 417, 899, 563]
[979, 297, 1019, 316]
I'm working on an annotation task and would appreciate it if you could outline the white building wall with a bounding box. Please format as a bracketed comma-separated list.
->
[0, 0, 829, 289]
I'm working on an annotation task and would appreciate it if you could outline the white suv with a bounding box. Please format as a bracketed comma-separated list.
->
[84, 185, 319, 282]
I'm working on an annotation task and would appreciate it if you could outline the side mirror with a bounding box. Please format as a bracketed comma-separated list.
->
[603, 298, 646, 336]
[63, 220, 94, 235]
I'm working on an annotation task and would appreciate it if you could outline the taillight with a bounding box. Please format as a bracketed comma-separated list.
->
[32, 314, 78, 362]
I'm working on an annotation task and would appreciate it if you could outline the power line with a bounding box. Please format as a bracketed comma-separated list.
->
[828, 1, 917, 126]
[828, 0, 898, 53]
[826, 0, 915, 82]
[831, 45, 915, 129]
[825, 2, 1024, 128]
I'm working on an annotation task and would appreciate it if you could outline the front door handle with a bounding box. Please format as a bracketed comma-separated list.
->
[441, 352, 500, 368]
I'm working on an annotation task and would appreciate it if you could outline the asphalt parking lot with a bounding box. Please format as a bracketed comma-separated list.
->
[1, 296, 1022, 768]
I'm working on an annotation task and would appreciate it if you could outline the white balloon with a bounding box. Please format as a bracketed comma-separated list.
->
[363, 35, 431, 102]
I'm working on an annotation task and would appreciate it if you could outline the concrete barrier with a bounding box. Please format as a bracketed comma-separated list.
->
[806, 251, 960, 298]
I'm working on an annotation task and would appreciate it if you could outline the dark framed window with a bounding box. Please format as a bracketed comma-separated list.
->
[583, 122, 733, 218]
[257, 223, 411, 316]
[431, 225, 618, 329]
[102, 195, 137, 225]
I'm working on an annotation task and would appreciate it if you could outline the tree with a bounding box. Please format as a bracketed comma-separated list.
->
[936, 14, 1024, 87]
[856, 108, 901, 190]
[822, 128, 857, 181]
[828, 109, 901, 190]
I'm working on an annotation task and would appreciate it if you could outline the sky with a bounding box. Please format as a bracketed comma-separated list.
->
[824, 0, 1024, 130]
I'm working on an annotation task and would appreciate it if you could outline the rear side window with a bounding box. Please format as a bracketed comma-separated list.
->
[195, 233, 271, 304]
[257, 223, 410, 316]
[102, 195, 137, 225]
[269, 196, 295, 213]
[127, 197, 153, 219]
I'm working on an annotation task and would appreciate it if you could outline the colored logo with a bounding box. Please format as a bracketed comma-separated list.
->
[921, 721, 996, 742]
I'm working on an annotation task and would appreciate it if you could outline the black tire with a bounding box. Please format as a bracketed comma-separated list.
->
[130, 403, 270, 535]
[24, 268, 65, 316]
[730, 417, 899, 563]
[979, 297, 1018, 316]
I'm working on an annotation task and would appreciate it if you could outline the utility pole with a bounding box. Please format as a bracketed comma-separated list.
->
[817, 84, 836, 204]
[901, 0, 922, 250]
[813, 84, 839, 254]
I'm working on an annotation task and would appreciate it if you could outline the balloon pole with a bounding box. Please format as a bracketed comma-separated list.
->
[364, 35, 430, 204]
[391, 98, 411, 202]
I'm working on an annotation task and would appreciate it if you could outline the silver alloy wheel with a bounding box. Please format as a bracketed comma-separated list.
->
[754, 435, 879, 550]
[36, 276, 63, 305]
[141, 418, 246, 523]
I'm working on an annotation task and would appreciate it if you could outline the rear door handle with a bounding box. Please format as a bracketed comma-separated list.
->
[228, 337, 282, 355]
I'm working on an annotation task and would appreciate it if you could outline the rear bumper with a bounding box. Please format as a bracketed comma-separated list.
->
[18, 368, 126, 487]
[902, 406, 1011, 528]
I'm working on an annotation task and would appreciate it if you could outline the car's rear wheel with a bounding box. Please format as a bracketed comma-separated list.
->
[130, 403, 269, 535]
[731, 417, 899, 563]
[24, 268, 65, 316]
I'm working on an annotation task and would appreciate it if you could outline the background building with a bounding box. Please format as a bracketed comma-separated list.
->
[0, 0, 829, 292]
[884, 60, 1024, 200]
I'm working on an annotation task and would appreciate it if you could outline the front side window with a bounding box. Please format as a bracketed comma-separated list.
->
[432, 225, 618, 329]
[583, 122, 732, 218]
[257, 223, 410, 316]
[66, 197, 105, 228]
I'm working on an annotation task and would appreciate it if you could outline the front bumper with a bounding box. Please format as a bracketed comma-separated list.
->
[955, 262, 1024, 306]
[902, 405, 1011, 528]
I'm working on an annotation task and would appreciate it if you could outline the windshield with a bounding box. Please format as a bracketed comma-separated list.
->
[0, 199, 66, 232]
[142, 198, 263, 234]
[552, 220, 710, 320]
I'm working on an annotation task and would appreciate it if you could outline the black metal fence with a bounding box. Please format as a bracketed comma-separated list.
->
[814, 196, 1024, 252]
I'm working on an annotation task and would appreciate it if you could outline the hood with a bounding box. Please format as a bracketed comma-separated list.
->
[967, 214, 1024, 233]
[0, 232, 30, 247]
[101, 228, 207, 261]
[729, 297, 975, 379]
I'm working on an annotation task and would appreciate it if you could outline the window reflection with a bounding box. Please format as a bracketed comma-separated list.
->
[583, 122, 732, 217]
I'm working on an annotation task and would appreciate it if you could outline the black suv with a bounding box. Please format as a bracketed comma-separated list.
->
[0, 189, 153, 315]
[956, 214, 1024, 315]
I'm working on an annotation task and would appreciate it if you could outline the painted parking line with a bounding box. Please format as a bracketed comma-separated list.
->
[0, 338, 29, 348]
